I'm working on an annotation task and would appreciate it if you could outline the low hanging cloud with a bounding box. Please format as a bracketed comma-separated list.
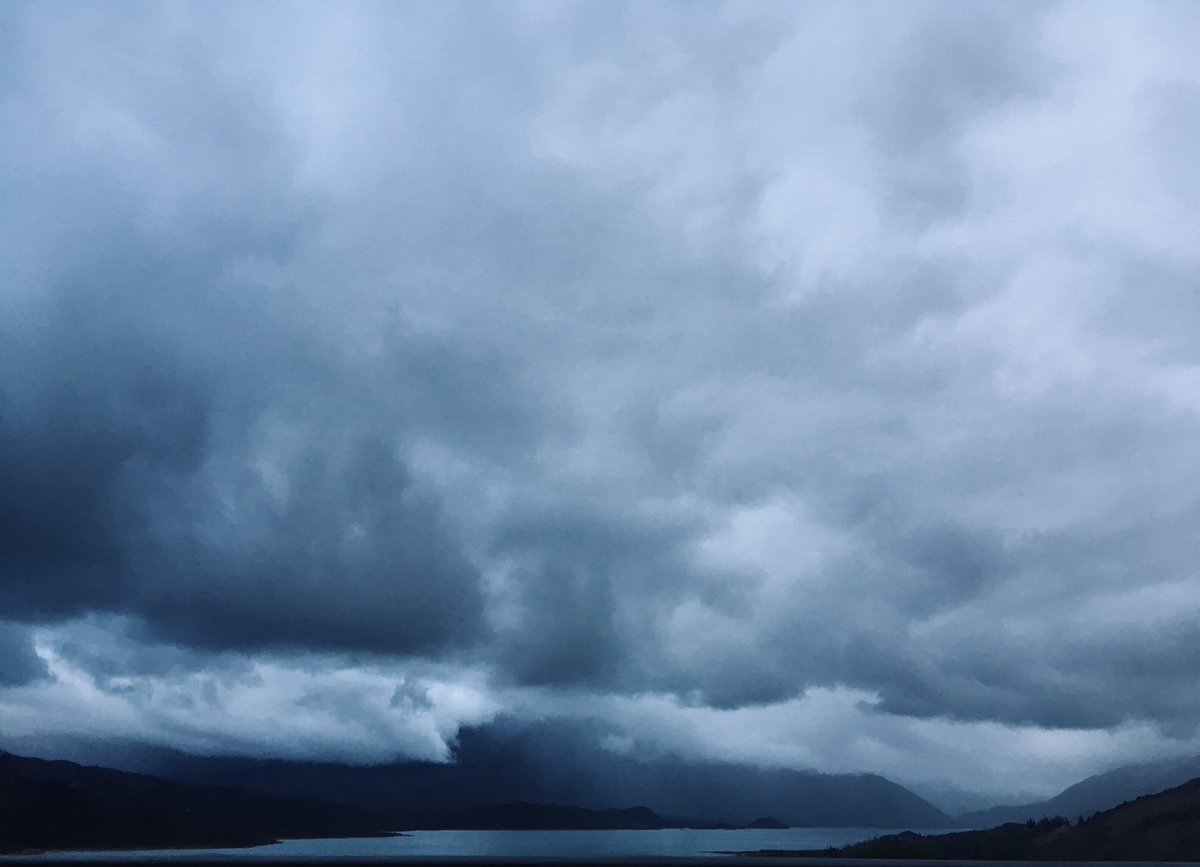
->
[2, 618, 497, 764]
[2, 1, 1200, 797]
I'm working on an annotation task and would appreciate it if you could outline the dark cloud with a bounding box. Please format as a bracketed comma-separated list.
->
[0, 622, 48, 685]
[0, 9, 494, 656]
[2, 1, 1200, 796]
[0, 278, 495, 653]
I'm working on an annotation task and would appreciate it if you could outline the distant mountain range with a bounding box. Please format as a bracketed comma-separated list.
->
[132, 721, 955, 828]
[6, 744, 1200, 858]
[752, 774, 1200, 861]
[0, 752, 391, 853]
[413, 802, 789, 831]
[418, 802, 670, 830]
[958, 754, 1200, 827]
[0, 751, 783, 853]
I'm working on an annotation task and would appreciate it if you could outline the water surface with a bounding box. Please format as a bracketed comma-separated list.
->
[19, 827, 936, 860]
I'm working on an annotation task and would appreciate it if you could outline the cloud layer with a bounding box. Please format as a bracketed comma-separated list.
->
[2, 1, 1199, 797]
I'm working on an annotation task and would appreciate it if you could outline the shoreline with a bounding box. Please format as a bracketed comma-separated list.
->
[6, 856, 1200, 866]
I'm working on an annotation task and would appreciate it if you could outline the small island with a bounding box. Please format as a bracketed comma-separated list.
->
[744, 817, 790, 829]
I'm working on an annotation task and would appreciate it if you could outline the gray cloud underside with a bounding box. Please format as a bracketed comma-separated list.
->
[2, 0, 1200, 778]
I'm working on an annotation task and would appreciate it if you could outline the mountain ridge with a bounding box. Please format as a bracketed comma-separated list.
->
[415, 801, 671, 830]
[130, 724, 954, 829]
[0, 751, 393, 853]
[958, 754, 1200, 827]
[0, 750, 918, 854]
[737, 774, 1200, 861]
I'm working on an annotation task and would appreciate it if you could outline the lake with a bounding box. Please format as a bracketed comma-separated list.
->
[16, 827, 938, 860]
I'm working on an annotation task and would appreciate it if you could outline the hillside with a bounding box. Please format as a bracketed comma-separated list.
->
[1039, 776, 1200, 862]
[958, 755, 1200, 827]
[744, 775, 1200, 861]
[0, 752, 392, 854]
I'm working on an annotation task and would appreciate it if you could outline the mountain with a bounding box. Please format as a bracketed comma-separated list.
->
[0, 752, 392, 854]
[1038, 775, 1200, 862]
[745, 775, 1200, 861]
[133, 721, 955, 828]
[958, 754, 1200, 827]
[418, 802, 669, 830]
[908, 780, 1041, 816]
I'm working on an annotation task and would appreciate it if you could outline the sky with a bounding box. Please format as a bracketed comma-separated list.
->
[2, 1, 1199, 805]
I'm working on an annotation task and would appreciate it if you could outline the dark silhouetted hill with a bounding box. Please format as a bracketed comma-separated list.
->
[1038, 776, 1200, 862]
[958, 754, 1200, 827]
[0, 752, 392, 853]
[742, 775, 1200, 861]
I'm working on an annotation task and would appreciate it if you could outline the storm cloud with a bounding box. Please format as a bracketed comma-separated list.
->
[2, 1, 1200, 798]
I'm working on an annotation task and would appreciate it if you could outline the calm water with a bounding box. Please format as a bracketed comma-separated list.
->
[19, 827, 938, 860]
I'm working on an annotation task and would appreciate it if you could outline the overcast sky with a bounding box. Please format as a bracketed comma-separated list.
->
[2, 1, 1199, 802]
